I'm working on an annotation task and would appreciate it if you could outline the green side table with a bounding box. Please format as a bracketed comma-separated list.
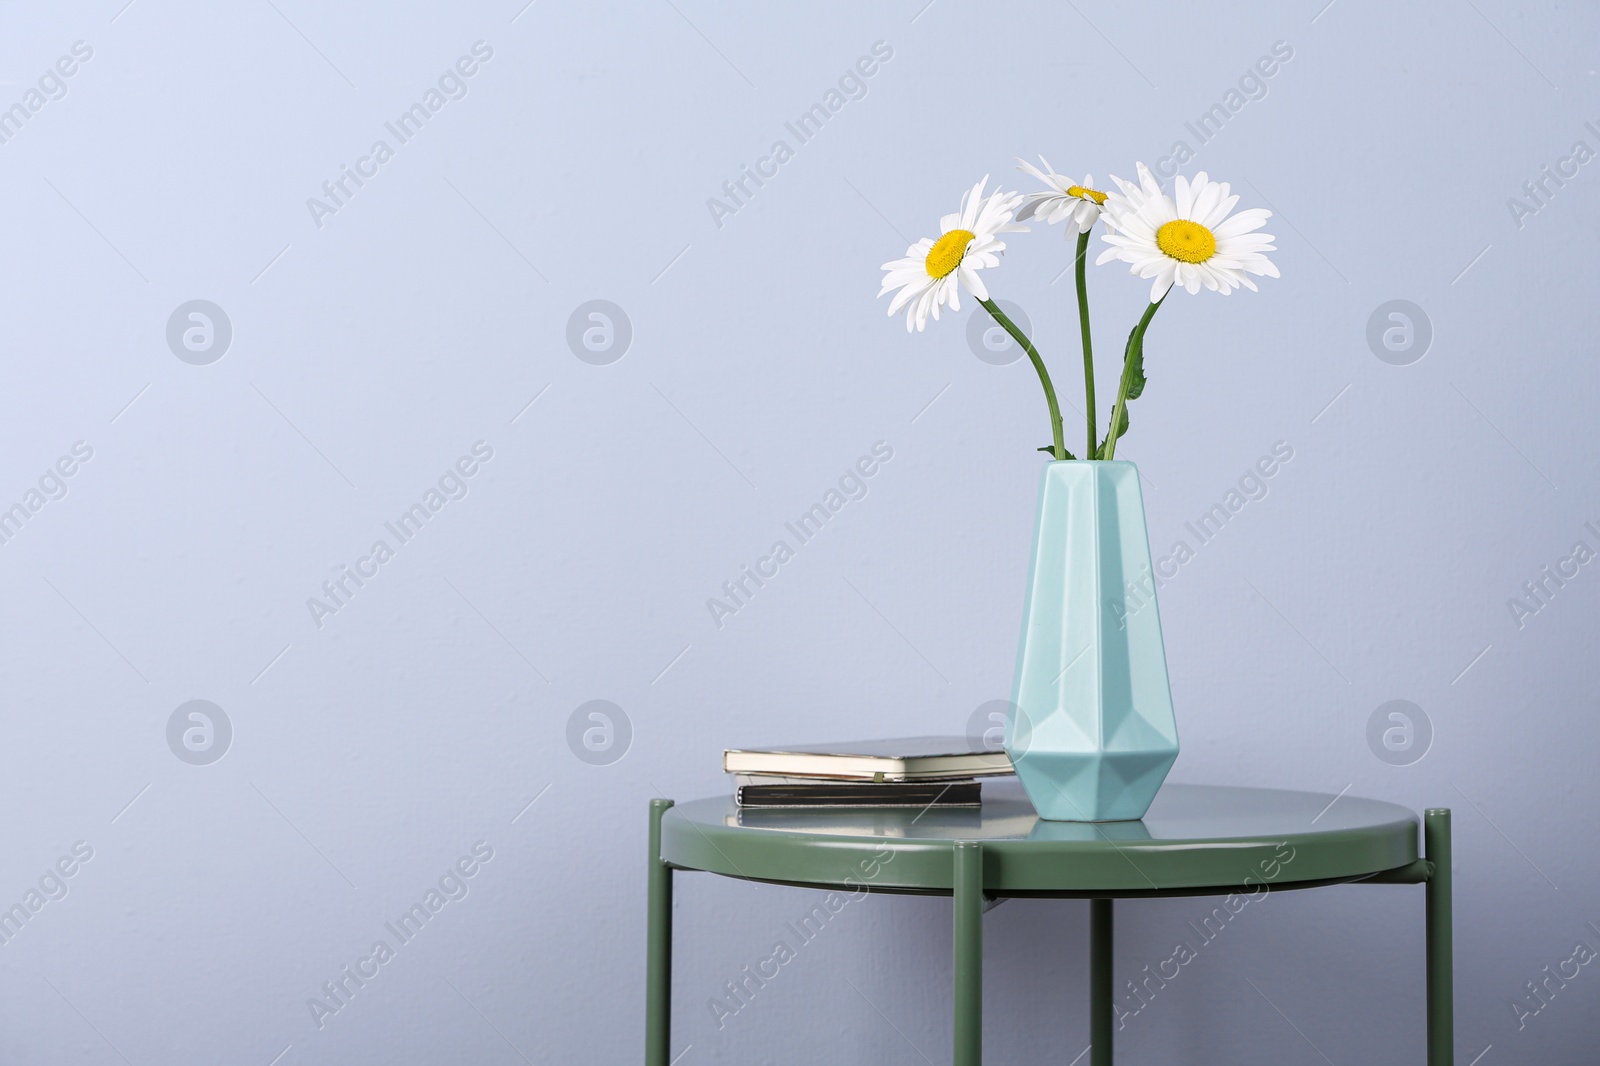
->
[645, 782, 1453, 1065]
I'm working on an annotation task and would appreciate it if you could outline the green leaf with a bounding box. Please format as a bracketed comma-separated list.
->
[1094, 319, 1151, 457]
[1123, 323, 1147, 401]
[1095, 407, 1128, 459]
[1037, 446, 1077, 459]
[1096, 296, 1164, 461]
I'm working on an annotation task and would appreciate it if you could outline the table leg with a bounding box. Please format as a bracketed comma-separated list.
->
[646, 799, 675, 1066]
[953, 841, 983, 1066]
[1090, 898, 1113, 1066]
[1425, 808, 1453, 1066]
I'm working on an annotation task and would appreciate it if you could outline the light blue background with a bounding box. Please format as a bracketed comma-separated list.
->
[1, 1, 1596, 1063]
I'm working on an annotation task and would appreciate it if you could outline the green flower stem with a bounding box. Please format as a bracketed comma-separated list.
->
[980, 297, 1065, 461]
[1073, 230, 1096, 458]
[1103, 296, 1165, 461]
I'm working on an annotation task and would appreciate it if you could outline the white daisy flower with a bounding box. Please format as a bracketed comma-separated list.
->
[1096, 163, 1279, 302]
[1014, 156, 1107, 235]
[879, 176, 1028, 332]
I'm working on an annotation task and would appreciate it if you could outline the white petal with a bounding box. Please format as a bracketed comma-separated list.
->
[887, 280, 923, 314]
[1150, 269, 1174, 302]
[1136, 162, 1161, 200]
[1189, 181, 1222, 225]
[1202, 193, 1241, 229]
[961, 264, 990, 302]
[1211, 208, 1269, 238]
[960, 176, 987, 229]
[1016, 157, 1049, 183]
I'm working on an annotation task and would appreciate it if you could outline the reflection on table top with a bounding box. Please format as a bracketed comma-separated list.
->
[659, 781, 1422, 894]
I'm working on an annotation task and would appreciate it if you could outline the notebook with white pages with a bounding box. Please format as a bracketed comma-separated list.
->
[723, 736, 1013, 782]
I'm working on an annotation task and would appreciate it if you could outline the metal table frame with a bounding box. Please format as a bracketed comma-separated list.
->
[644, 795, 1453, 1065]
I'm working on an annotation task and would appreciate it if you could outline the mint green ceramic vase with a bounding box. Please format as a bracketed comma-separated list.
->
[1006, 460, 1179, 821]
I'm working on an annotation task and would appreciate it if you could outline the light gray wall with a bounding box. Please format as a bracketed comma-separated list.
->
[1, 1, 1595, 1063]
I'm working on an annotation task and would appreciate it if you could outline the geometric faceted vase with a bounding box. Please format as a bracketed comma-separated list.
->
[1006, 460, 1179, 821]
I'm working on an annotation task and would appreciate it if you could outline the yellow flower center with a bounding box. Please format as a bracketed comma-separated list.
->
[1067, 185, 1107, 206]
[1155, 219, 1217, 264]
[925, 229, 975, 279]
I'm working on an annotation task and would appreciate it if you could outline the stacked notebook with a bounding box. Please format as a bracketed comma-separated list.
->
[723, 736, 1013, 809]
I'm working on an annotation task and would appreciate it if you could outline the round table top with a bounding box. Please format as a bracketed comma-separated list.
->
[660, 781, 1421, 897]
